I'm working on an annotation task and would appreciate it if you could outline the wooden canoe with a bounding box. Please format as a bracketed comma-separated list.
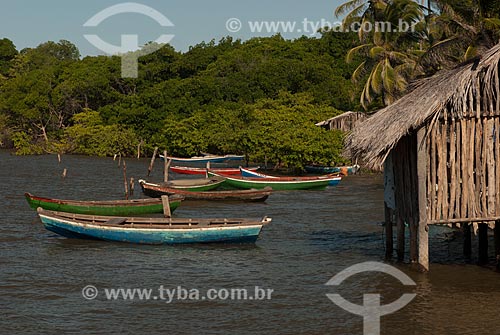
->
[239, 167, 342, 187]
[170, 166, 260, 176]
[139, 181, 272, 201]
[138, 177, 226, 192]
[37, 208, 271, 244]
[159, 154, 244, 164]
[208, 171, 341, 191]
[305, 164, 360, 175]
[25, 193, 184, 216]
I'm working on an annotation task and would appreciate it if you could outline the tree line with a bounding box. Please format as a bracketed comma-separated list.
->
[0, 32, 359, 168]
[0, 0, 498, 169]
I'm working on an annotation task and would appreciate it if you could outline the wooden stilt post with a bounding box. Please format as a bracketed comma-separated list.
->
[164, 150, 171, 182]
[494, 220, 500, 271]
[478, 222, 489, 265]
[148, 147, 158, 177]
[396, 213, 405, 262]
[463, 223, 472, 259]
[161, 195, 171, 218]
[123, 159, 129, 200]
[417, 127, 429, 271]
[384, 203, 393, 259]
[129, 177, 135, 196]
[384, 153, 395, 260]
[57, 153, 61, 163]
[384, 211, 393, 259]
[409, 217, 418, 263]
[62, 168, 67, 178]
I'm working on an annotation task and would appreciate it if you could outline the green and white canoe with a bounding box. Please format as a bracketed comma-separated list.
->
[25, 193, 184, 216]
[207, 172, 339, 191]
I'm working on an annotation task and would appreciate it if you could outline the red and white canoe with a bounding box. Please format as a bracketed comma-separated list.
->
[170, 166, 260, 176]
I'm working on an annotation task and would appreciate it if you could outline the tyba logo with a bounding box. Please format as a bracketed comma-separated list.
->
[326, 261, 416, 335]
[83, 2, 174, 78]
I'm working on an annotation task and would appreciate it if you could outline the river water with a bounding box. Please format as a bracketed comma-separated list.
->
[1, 150, 499, 334]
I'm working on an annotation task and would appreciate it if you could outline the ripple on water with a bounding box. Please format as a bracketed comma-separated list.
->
[1, 152, 500, 334]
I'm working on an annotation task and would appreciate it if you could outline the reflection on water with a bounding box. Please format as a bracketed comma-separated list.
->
[0, 150, 499, 334]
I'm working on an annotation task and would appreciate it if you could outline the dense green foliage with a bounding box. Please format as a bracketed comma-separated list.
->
[0, 33, 359, 167]
[4, 0, 496, 165]
[337, 0, 500, 109]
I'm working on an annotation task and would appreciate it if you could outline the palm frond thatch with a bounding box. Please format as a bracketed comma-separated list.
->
[316, 111, 369, 133]
[345, 43, 500, 170]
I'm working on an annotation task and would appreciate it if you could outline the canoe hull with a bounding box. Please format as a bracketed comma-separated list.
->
[305, 165, 359, 175]
[138, 178, 225, 192]
[221, 178, 331, 191]
[38, 211, 267, 244]
[25, 193, 182, 216]
[140, 183, 272, 202]
[170, 166, 259, 176]
[160, 154, 244, 164]
[216, 169, 342, 190]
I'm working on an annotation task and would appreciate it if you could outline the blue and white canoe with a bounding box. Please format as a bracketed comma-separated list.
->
[37, 208, 271, 244]
[239, 167, 342, 187]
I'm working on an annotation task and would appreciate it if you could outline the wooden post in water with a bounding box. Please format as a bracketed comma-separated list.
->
[57, 153, 61, 163]
[494, 220, 500, 271]
[409, 217, 418, 264]
[62, 168, 67, 178]
[463, 223, 472, 259]
[396, 213, 405, 262]
[478, 223, 488, 265]
[161, 195, 171, 218]
[123, 159, 129, 200]
[417, 127, 429, 271]
[164, 150, 171, 182]
[383, 154, 395, 260]
[147, 147, 158, 177]
[129, 177, 135, 196]
[137, 140, 143, 159]
[493, 220, 500, 271]
[384, 204, 393, 259]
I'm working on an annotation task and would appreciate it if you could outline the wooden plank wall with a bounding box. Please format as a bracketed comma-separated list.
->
[392, 134, 420, 229]
[425, 115, 500, 223]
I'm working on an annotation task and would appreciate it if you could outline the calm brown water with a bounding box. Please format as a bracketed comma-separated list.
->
[1, 150, 499, 334]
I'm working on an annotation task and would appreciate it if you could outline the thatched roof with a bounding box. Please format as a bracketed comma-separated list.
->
[346, 43, 500, 170]
[316, 111, 369, 132]
[316, 111, 356, 126]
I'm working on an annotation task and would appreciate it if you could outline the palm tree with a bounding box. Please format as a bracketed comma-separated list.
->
[341, 0, 424, 109]
[335, 0, 388, 23]
[420, 0, 500, 71]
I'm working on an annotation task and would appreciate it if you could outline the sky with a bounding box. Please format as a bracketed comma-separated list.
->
[0, 0, 345, 55]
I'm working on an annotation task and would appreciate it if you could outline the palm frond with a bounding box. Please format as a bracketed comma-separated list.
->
[370, 62, 384, 94]
[464, 46, 477, 61]
[346, 43, 372, 63]
[382, 58, 396, 94]
[335, 0, 366, 18]
[352, 61, 368, 83]
[369, 46, 385, 58]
